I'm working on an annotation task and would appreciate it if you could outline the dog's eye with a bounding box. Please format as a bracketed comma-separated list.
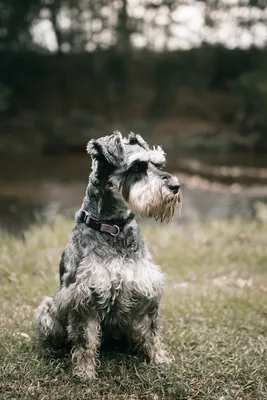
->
[153, 163, 164, 170]
[131, 161, 147, 173]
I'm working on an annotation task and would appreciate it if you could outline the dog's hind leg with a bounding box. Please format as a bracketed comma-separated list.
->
[35, 296, 67, 350]
[67, 311, 101, 380]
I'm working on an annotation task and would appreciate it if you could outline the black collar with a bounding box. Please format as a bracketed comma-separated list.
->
[78, 209, 135, 236]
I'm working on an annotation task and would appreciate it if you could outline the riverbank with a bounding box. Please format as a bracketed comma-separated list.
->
[1, 114, 267, 156]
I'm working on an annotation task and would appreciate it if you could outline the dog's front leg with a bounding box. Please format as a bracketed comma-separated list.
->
[68, 311, 101, 380]
[131, 316, 172, 365]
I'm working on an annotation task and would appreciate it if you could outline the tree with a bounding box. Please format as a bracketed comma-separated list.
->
[0, 0, 42, 50]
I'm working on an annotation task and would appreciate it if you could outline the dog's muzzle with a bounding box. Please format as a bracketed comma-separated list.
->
[165, 175, 180, 195]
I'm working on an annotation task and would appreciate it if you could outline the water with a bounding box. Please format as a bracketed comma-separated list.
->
[1, 153, 267, 234]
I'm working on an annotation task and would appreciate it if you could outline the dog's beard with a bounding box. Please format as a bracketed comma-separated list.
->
[128, 178, 182, 222]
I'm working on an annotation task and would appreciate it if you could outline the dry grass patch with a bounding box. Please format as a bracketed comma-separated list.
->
[1, 218, 267, 399]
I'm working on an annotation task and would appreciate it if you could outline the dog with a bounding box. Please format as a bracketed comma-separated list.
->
[35, 131, 181, 380]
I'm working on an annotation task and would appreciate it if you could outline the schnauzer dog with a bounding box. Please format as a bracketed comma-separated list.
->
[35, 132, 181, 380]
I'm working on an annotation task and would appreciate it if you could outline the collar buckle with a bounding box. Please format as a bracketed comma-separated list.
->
[110, 225, 120, 236]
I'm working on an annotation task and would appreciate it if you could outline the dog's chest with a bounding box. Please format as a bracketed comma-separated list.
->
[109, 259, 162, 302]
[77, 256, 163, 313]
[103, 259, 163, 326]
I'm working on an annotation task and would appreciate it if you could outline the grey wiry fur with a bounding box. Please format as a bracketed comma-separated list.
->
[35, 131, 182, 380]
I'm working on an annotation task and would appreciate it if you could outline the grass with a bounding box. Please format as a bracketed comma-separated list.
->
[0, 218, 267, 399]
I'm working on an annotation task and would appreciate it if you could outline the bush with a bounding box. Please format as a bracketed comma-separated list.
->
[0, 82, 10, 111]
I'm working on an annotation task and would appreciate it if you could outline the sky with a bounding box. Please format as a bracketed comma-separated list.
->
[32, 0, 267, 52]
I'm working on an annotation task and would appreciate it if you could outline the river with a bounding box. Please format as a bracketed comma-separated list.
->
[1, 153, 267, 234]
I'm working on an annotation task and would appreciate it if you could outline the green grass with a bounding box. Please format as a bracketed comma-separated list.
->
[1, 218, 267, 399]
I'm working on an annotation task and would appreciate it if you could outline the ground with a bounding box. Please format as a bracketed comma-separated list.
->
[0, 218, 267, 400]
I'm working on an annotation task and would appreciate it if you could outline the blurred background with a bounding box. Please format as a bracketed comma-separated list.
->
[1, 0, 267, 233]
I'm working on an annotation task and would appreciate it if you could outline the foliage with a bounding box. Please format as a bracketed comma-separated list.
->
[233, 65, 267, 145]
[1, 0, 267, 146]
[1, 0, 267, 52]
[1, 218, 267, 399]
[0, 82, 10, 111]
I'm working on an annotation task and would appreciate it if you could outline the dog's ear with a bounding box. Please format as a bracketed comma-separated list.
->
[86, 139, 102, 158]
[128, 132, 149, 150]
[86, 131, 125, 167]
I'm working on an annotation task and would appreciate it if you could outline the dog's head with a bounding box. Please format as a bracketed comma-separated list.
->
[87, 131, 182, 221]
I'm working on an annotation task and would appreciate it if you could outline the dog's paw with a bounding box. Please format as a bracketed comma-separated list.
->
[73, 365, 97, 380]
[152, 351, 174, 366]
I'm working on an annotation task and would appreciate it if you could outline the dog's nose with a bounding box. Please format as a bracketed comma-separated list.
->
[168, 184, 180, 194]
